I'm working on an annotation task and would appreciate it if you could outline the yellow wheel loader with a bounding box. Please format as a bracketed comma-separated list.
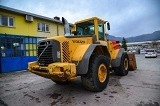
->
[28, 17, 136, 92]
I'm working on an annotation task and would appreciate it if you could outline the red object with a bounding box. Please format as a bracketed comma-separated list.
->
[112, 40, 120, 49]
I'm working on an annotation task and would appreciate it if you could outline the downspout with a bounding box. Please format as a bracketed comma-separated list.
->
[57, 23, 59, 36]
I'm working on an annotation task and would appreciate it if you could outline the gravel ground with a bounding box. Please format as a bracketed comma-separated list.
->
[0, 54, 160, 106]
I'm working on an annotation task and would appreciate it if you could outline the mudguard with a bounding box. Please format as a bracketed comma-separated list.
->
[72, 44, 110, 75]
[111, 48, 125, 67]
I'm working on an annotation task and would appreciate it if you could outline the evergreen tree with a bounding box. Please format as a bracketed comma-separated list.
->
[122, 37, 127, 51]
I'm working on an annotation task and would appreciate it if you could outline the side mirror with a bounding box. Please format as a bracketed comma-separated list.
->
[107, 22, 110, 30]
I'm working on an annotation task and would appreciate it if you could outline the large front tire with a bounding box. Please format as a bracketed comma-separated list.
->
[81, 55, 110, 92]
[114, 53, 129, 76]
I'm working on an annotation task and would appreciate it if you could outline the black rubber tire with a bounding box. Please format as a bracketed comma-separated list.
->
[81, 55, 110, 92]
[114, 53, 129, 76]
[52, 80, 70, 84]
[113, 67, 120, 75]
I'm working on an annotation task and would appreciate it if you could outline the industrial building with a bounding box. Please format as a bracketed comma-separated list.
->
[127, 40, 160, 53]
[0, 5, 73, 73]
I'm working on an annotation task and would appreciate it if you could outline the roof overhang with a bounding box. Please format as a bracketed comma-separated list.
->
[0, 5, 74, 26]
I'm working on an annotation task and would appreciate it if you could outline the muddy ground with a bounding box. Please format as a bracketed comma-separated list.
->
[0, 54, 160, 106]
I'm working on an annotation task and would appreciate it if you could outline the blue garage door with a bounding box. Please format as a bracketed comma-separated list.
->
[0, 34, 44, 73]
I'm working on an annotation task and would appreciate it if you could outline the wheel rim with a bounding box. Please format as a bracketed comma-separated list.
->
[98, 64, 107, 83]
[124, 58, 128, 70]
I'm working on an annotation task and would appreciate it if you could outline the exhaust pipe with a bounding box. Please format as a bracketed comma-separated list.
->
[62, 17, 70, 36]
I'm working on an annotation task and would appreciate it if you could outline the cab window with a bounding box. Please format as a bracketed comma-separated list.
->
[98, 21, 104, 40]
[76, 20, 95, 36]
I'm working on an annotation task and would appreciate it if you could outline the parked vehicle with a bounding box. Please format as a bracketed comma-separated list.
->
[145, 49, 157, 58]
[156, 49, 160, 53]
[132, 50, 136, 53]
[140, 49, 145, 54]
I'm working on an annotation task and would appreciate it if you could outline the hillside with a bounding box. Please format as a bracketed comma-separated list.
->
[108, 30, 160, 42]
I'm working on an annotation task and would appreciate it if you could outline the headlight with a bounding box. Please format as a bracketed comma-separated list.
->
[57, 51, 60, 58]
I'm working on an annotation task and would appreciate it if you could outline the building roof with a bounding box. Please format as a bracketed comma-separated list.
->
[127, 40, 160, 46]
[0, 5, 73, 26]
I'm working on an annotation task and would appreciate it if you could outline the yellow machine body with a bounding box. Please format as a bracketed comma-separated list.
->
[28, 17, 126, 82]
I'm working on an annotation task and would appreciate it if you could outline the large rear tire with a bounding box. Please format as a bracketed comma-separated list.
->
[81, 55, 110, 92]
[114, 53, 129, 76]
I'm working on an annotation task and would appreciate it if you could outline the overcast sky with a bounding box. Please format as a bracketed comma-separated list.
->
[1, 0, 160, 37]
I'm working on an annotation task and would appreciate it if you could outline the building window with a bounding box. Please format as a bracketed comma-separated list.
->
[0, 15, 14, 27]
[37, 22, 49, 32]
[45, 24, 49, 32]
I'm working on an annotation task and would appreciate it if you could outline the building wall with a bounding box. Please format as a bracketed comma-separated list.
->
[58, 25, 65, 35]
[37, 19, 65, 37]
[0, 11, 73, 37]
[37, 19, 58, 37]
[0, 12, 37, 36]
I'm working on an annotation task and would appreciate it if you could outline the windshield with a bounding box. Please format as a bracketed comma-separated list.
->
[76, 20, 94, 36]
[146, 50, 155, 52]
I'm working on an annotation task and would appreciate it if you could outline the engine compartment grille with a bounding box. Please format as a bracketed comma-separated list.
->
[37, 45, 53, 66]
[62, 41, 70, 62]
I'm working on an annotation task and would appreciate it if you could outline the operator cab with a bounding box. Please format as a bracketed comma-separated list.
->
[73, 17, 110, 41]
